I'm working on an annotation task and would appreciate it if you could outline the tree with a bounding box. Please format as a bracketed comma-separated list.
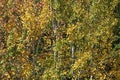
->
[0, 0, 120, 80]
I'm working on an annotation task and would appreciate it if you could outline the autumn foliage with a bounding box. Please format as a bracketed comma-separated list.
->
[0, 0, 120, 80]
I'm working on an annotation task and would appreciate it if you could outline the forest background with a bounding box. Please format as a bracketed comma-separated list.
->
[0, 0, 120, 80]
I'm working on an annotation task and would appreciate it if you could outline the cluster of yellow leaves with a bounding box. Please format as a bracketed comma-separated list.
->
[72, 51, 91, 71]
[21, 0, 51, 41]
